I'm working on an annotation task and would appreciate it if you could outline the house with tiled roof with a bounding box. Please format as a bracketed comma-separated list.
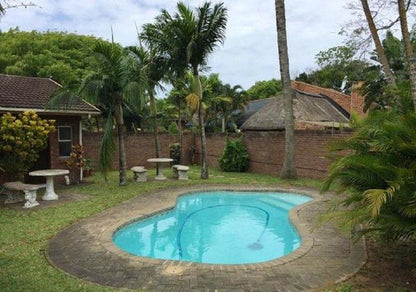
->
[0, 74, 100, 183]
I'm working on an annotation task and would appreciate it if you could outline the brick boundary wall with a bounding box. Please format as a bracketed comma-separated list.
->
[81, 129, 352, 179]
[82, 132, 195, 171]
[193, 130, 352, 179]
[0, 127, 351, 184]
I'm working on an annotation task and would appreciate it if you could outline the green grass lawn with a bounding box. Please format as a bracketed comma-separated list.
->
[1, 167, 324, 292]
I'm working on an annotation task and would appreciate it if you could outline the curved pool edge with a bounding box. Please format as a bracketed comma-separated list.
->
[46, 184, 367, 291]
[112, 188, 314, 265]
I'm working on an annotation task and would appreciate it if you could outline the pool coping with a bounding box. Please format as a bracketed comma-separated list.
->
[46, 184, 367, 291]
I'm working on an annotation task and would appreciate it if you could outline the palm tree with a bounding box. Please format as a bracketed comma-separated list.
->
[167, 73, 194, 161]
[219, 83, 247, 132]
[275, 0, 297, 179]
[141, 2, 228, 179]
[322, 110, 416, 241]
[397, 0, 416, 112]
[77, 41, 145, 185]
[360, 0, 396, 89]
[126, 45, 167, 164]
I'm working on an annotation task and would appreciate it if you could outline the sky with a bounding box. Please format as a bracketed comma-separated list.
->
[0, 0, 355, 90]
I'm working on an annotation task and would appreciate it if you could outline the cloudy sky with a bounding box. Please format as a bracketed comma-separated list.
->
[0, 0, 355, 90]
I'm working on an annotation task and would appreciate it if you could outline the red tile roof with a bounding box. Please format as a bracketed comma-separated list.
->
[291, 81, 366, 117]
[0, 74, 100, 115]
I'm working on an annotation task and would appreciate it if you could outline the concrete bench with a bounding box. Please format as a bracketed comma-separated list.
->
[172, 165, 189, 180]
[3, 181, 46, 208]
[131, 166, 147, 182]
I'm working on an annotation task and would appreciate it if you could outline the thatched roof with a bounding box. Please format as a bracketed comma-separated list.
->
[241, 90, 350, 131]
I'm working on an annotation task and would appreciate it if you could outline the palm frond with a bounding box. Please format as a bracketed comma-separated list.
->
[363, 184, 398, 218]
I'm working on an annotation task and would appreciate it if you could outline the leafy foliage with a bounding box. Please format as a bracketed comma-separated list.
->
[141, 1, 228, 179]
[0, 111, 55, 179]
[0, 28, 105, 86]
[296, 46, 373, 94]
[219, 137, 249, 172]
[246, 79, 281, 99]
[65, 144, 87, 184]
[322, 110, 416, 241]
[169, 143, 181, 165]
[50, 41, 146, 184]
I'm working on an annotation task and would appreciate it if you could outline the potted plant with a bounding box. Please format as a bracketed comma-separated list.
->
[83, 158, 94, 177]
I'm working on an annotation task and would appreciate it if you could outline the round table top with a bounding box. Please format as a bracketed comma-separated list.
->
[29, 169, 70, 177]
[147, 158, 173, 163]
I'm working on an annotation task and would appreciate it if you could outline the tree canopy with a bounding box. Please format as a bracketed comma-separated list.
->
[246, 79, 282, 100]
[296, 45, 373, 94]
[0, 28, 105, 86]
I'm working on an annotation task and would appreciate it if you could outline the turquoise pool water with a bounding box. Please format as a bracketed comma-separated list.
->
[113, 191, 312, 264]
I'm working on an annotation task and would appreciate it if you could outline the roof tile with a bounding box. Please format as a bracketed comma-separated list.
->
[0, 74, 100, 114]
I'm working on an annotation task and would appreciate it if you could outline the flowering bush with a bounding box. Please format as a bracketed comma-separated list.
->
[0, 111, 55, 180]
[65, 144, 87, 183]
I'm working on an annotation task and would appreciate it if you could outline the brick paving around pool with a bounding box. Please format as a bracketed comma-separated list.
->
[46, 185, 367, 291]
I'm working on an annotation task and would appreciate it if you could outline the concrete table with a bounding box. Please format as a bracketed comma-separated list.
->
[29, 169, 69, 200]
[147, 158, 173, 180]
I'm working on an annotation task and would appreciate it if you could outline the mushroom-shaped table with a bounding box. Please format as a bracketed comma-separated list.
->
[29, 169, 70, 200]
[147, 158, 173, 180]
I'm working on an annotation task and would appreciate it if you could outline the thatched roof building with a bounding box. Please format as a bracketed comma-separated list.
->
[241, 90, 350, 131]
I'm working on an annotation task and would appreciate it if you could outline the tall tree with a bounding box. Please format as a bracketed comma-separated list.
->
[397, 0, 416, 112]
[360, 0, 396, 88]
[126, 45, 167, 162]
[0, 29, 104, 86]
[141, 1, 227, 179]
[246, 79, 282, 100]
[275, 0, 297, 179]
[296, 46, 372, 93]
[52, 41, 145, 185]
[167, 73, 194, 161]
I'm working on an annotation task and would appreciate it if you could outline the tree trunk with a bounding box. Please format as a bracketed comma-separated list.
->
[193, 68, 208, 179]
[275, 0, 297, 179]
[95, 117, 100, 132]
[360, 0, 397, 88]
[221, 116, 225, 133]
[115, 103, 128, 186]
[149, 89, 161, 174]
[177, 103, 182, 163]
[398, 0, 416, 112]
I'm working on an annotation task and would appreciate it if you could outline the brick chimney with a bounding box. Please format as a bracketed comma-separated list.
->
[350, 82, 366, 117]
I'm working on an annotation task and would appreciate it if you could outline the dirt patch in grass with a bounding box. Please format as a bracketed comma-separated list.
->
[345, 239, 416, 291]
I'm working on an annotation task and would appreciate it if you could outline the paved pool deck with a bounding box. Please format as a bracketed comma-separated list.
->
[47, 185, 367, 291]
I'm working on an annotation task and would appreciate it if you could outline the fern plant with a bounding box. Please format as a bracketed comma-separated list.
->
[322, 110, 416, 241]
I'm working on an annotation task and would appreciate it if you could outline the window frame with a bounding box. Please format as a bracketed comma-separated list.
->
[58, 126, 73, 158]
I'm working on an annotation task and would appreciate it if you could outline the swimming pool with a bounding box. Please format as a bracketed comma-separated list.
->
[113, 191, 312, 264]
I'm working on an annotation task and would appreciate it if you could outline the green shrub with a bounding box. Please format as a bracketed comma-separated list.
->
[219, 138, 249, 172]
[167, 122, 179, 135]
[322, 110, 416, 241]
[169, 143, 181, 165]
[0, 111, 55, 180]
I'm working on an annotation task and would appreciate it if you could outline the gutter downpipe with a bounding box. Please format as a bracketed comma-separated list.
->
[79, 119, 83, 182]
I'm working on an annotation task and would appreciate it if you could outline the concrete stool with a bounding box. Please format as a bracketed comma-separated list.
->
[3, 181, 45, 208]
[131, 166, 147, 182]
[177, 165, 190, 180]
[172, 165, 180, 178]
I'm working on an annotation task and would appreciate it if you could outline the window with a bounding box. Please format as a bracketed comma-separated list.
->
[58, 126, 73, 157]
